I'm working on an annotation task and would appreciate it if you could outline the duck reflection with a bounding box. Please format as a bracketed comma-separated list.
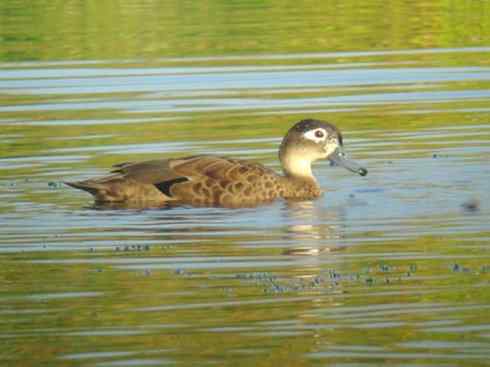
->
[280, 199, 343, 256]
[87, 194, 345, 260]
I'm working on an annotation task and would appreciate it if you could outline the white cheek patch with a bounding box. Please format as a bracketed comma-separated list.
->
[303, 128, 327, 144]
[323, 141, 338, 157]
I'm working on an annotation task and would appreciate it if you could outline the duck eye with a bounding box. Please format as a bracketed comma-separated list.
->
[315, 130, 325, 138]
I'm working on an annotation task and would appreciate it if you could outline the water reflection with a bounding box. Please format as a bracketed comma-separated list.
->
[280, 200, 341, 256]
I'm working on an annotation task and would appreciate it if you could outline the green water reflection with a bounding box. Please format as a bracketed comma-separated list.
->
[1, 0, 490, 61]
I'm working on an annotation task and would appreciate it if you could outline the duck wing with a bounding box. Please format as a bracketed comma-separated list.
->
[110, 158, 183, 183]
[111, 155, 259, 182]
[65, 157, 187, 200]
[66, 155, 274, 203]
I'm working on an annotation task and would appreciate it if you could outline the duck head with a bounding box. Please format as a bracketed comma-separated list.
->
[279, 119, 368, 179]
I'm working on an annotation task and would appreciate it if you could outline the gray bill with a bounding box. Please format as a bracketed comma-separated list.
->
[329, 148, 368, 176]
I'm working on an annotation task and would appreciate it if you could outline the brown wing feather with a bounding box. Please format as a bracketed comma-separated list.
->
[170, 155, 276, 180]
[168, 155, 282, 207]
[111, 159, 181, 183]
[67, 155, 281, 206]
[66, 158, 184, 203]
[107, 155, 277, 184]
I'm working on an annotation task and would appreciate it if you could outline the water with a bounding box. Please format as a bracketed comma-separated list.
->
[1, 1, 490, 366]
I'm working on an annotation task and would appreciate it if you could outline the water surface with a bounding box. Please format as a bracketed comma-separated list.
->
[1, 1, 490, 366]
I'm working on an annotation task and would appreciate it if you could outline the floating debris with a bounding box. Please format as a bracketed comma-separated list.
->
[117, 244, 151, 252]
[379, 263, 391, 272]
[234, 263, 420, 295]
[451, 263, 471, 273]
[432, 153, 448, 159]
[48, 181, 61, 189]
[175, 268, 186, 275]
[235, 272, 276, 281]
[461, 199, 480, 213]
[365, 277, 375, 285]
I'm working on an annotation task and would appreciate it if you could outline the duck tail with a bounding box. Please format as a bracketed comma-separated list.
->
[64, 180, 107, 197]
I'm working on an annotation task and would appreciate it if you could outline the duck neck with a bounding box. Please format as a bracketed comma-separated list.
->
[279, 156, 321, 199]
[278, 138, 322, 199]
[280, 151, 318, 185]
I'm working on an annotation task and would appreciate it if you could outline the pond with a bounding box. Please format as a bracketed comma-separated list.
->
[1, 1, 490, 366]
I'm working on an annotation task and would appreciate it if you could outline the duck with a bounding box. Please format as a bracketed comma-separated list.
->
[66, 119, 367, 208]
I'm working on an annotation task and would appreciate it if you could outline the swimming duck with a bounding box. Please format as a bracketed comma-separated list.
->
[66, 119, 367, 208]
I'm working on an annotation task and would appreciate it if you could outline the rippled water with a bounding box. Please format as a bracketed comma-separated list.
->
[2, 2, 490, 366]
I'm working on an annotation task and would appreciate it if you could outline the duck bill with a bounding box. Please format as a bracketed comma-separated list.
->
[329, 148, 368, 176]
